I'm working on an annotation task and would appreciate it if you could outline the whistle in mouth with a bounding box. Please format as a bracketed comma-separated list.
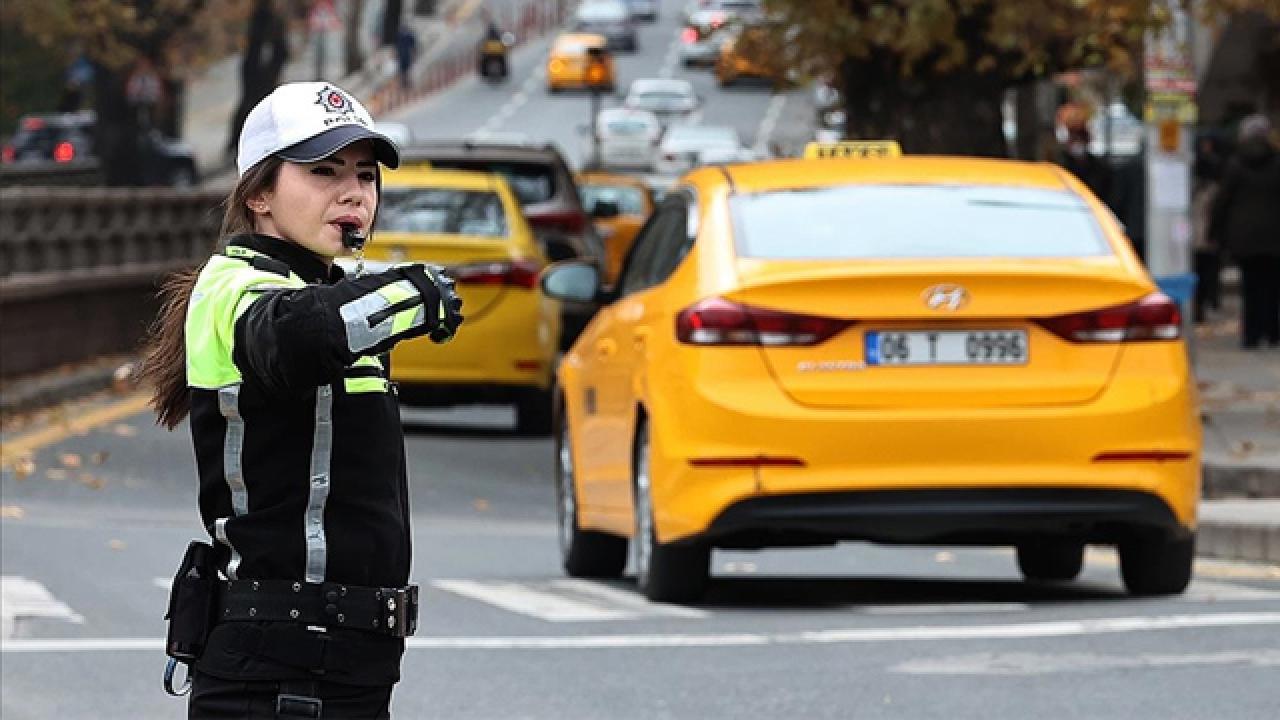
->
[340, 224, 366, 250]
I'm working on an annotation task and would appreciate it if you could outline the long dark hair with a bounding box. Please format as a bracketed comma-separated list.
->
[142, 157, 283, 429]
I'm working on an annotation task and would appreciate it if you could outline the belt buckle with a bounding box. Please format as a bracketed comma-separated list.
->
[382, 586, 418, 638]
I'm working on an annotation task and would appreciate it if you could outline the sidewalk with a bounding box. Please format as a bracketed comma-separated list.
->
[182, 0, 467, 188]
[1192, 291, 1280, 563]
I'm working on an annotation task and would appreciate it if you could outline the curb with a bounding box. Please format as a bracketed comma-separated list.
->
[1197, 522, 1280, 564]
[0, 356, 135, 418]
[1203, 461, 1280, 499]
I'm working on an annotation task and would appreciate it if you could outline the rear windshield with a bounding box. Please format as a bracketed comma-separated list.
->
[426, 160, 557, 205]
[378, 187, 508, 236]
[580, 184, 647, 215]
[731, 185, 1111, 259]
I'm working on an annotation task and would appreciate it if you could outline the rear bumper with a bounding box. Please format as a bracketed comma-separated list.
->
[703, 488, 1189, 549]
[641, 345, 1200, 544]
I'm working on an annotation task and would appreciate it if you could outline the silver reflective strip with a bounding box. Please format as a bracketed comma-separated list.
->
[304, 385, 335, 583]
[217, 385, 248, 579]
[338, 279, 425, 353]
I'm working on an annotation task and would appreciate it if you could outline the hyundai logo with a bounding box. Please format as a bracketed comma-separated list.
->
[923, 284, 969, 311]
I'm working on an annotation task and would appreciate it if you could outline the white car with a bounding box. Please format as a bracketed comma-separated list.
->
[623, 78, 701, 127]
[585, 107, 662, 170]
[653, 124, 755, 175]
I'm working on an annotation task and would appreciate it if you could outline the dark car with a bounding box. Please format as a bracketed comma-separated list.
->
[574, 0, 639, 52]
[399, 138, 604, 347]
[1, 111, 199, 187]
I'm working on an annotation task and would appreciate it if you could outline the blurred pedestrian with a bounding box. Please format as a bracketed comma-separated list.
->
[1191, 134, 1225, 322]
[1209, 113, 1280, 349]
[1059, 126, 1112, 206]
[142, 81, 462, 717]
[395, 24, 419, 90]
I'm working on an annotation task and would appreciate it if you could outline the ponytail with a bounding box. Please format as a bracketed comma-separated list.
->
[141, 157, 282, 428]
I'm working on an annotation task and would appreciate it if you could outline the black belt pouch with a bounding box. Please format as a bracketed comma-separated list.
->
[164, 540, 219, 661]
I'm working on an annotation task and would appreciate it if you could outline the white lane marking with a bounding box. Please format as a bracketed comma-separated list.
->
[660, 29, 683, 78]
[860, 603, 1029, 615]
[1, 576, 85, 639]
[433, 579, 632, 622]
[753, 92, 788, 155]
[8, 612, 1280, 653]
[548, 579, 709, 619]
[893, 649, 1280, 675]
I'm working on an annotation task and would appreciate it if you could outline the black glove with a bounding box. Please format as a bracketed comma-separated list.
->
[399, 264, 465, 344]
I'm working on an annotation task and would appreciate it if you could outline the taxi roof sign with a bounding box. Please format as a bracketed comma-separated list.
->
[803, 141, 902, 159]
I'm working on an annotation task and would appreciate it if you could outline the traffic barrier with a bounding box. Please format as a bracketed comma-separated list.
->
[0, 187, 221, 378]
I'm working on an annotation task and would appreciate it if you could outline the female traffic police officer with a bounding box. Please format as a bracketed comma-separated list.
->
[143, 81, 462, 718]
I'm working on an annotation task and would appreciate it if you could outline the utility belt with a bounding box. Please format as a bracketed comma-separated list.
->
[162, 540, 417, 696]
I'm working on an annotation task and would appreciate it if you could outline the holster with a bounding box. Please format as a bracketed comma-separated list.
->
[164, 540, 219, 662]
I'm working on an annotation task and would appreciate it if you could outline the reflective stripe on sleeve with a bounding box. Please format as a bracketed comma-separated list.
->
[339, 279, 427, 353]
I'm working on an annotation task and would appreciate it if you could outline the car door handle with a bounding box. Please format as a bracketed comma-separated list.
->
[596, 339, 617, 358]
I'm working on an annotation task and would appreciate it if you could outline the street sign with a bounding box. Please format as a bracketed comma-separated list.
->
[309, 0, 342, 32]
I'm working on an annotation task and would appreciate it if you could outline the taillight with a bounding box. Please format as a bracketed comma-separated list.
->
[676, 297, 852, 346]
[681, 27, 697, 43]
[1037, 293, 1181, 343]
[528, 210, 587, 235]
[450, 259, 540, 289]
[1, 145, 13, 164]
[53, 141, 75, 163]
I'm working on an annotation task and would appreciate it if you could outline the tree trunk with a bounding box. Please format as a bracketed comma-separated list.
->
[227, 0, 289, 155]
[92, 62, 142, 186]
[1013, 82, 1039, 160]
[381, 0, 404, 47]
[345, 0, 365, 76]
[840, 55, 1008, 157]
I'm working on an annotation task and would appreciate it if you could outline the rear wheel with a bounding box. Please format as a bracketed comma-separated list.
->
[1119, 532, 1195, 596]
[1016, 539, 1085, 582]
[515, 387, 553, 436]
[633, 421, 710, 603]
[556, 409, 627, 577]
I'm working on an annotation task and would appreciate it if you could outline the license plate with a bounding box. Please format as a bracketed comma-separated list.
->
[865, 330, 1029, 366]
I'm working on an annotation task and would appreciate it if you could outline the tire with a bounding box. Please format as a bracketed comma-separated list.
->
[556, 408, 627, 577]
[515, 387, 554, 436]
[1119, 532, 1195, 596]
[633, 421, 710, 603]
[1016, 539, 1085, 582]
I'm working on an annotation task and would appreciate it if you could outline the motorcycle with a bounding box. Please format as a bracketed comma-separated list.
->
[478, 32, 515, 83]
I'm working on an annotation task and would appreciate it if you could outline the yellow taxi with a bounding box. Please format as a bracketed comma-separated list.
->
[714, 24, 784, 87]
[575, 171, 656, 286]
[367, 167, 560, 434]
[546, 33, 615, 93]
[541, 143, 1200, 601]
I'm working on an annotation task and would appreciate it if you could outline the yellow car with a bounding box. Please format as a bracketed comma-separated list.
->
[714, 24, 784, 87]
[546, 33, 615, 93]
[575, 171, 656, 286]
[368, 167, 561, 434]
[542, 153, 1200, 601]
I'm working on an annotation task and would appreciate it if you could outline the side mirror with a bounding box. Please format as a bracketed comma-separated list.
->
[590, 199, 621, 219]
[541, 261, 601, 303]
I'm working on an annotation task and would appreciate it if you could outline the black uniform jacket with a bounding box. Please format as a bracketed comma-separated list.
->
[188, 234, 413, 686]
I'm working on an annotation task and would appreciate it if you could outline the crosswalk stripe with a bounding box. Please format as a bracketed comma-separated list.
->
[433, 579, 632, 622]
[548, 579, 709, 619]
[1, 576, 85, 639]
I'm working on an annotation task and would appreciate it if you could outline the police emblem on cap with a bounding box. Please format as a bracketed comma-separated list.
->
[316, 85, 354, 114]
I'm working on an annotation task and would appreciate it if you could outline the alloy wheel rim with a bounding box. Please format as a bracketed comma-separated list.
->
[557, 425, 576, 558]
